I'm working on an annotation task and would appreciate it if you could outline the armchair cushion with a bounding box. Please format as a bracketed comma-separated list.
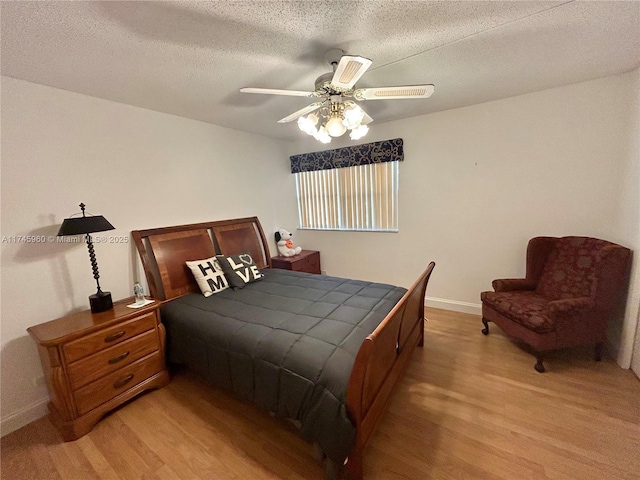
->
[548, 297, 593, 316]
[480, 290, 554, 333]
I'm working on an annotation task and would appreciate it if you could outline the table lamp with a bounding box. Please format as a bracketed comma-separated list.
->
[57, 203, 115, 313]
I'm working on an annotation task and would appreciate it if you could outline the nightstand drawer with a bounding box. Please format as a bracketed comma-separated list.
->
[64, 312, 157, 363]
[291, 253, 320, 274]
[74, 351, 164, 416]
[67, 329, 160, 390]
[271, 250, 321, 275]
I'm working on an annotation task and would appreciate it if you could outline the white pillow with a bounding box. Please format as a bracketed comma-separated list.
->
[186, 256, 229, 297]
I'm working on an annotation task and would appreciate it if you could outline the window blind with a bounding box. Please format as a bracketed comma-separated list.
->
[296, 161, 399, 231]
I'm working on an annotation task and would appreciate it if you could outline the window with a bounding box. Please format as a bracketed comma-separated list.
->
[295, 161, 399, 232]
[290, 138, 404, 232]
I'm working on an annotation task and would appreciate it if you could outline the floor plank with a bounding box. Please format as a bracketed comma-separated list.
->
[2, 308, 639, 479]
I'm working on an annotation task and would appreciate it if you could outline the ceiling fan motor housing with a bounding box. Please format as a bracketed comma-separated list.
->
[315, 71, 352, 95]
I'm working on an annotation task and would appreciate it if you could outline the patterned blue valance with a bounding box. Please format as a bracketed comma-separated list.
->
[290, 138, 403, 174]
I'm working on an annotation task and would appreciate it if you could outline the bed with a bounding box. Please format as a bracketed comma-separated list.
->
[132, 217, 434, 479]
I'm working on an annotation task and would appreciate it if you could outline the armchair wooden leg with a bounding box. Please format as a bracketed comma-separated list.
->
[481, 318, 490, 335]
[534, 353, 545, 373]
[595, 342, 603, 361]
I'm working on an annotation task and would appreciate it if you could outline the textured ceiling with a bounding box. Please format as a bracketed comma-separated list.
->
[2, 1, 639, 142]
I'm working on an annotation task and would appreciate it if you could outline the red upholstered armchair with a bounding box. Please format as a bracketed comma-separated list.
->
[481, 237, 631, 372]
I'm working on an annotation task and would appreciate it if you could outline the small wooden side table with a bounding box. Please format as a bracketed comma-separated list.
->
[271, 249, 321, 274]
[27, 297, 170, 441]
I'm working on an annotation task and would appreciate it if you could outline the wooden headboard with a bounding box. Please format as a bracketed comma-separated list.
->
[132, 217, 271, 301]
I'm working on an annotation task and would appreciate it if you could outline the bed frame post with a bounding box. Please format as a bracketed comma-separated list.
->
[344, 262, 435, 480]
[131, 230, 163, 300]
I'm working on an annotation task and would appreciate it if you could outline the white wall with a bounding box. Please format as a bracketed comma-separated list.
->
[3, 69, 638, 437]
[0, 76, 291, 435]
[627, 67, 640, 378]
[290, 70, 640, 367]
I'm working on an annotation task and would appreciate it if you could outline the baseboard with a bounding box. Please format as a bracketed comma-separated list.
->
[1, 396, 49, 437]
[425, 296, 482, 316]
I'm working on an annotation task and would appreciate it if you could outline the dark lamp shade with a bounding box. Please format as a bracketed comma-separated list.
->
[57, 216, 115, 236]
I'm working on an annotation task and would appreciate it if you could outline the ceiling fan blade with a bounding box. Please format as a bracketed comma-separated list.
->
[240, 87, 314, 97]
[354, 84, 435, 100]
[277, 102, 324, 123]
[331, 55, 373, 90]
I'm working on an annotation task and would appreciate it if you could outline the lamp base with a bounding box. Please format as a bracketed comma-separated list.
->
[89, 291, 113, 313]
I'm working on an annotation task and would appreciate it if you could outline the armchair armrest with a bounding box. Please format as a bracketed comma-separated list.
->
[548, 297, 594, 316]
[492, 278, 537, 292]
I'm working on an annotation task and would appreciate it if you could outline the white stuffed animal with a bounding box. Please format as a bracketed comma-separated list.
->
[275, 229, 302, 257]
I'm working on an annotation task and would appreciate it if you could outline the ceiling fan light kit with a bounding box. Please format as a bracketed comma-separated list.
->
[296, 98, 368, 141]
[349, 124, 369, 140]
[241, 50, 434, 144]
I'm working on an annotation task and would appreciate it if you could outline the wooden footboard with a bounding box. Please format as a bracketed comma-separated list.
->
[345, 262, 435, 480]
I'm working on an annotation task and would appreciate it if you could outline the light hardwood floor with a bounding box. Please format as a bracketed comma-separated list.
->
[2, 308, 639, 479]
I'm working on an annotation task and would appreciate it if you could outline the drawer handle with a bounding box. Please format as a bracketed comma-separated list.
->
[108, 351, 130, 364]
[104, 330, 126, 343]
[113, 373, 134, 389]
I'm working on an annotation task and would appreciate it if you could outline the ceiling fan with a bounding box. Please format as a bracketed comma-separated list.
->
[240, 49, 434, 143]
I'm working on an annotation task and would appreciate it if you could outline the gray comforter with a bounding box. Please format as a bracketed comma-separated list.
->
[160, 268, 407, 462]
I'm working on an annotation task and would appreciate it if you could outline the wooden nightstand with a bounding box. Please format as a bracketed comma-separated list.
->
[27, 297, 170, 441]
[271, 249, 321, 274]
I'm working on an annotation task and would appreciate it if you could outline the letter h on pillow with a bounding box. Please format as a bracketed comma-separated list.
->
[186, 257, 229, 296]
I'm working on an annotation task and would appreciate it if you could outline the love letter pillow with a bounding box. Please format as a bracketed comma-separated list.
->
[185, 256, 229, 297]
[216, 253, 264, 289]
